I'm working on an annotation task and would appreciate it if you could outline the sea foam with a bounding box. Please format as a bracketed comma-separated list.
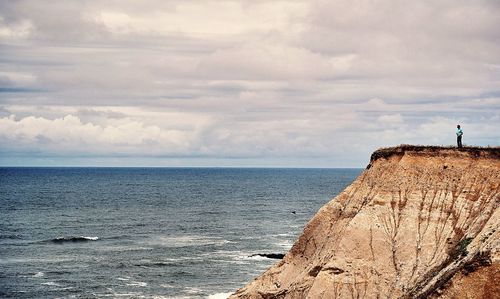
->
[207, 292, 232, 299]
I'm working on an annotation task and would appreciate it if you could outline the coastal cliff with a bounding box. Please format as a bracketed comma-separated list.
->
[231, 145, 500, 298]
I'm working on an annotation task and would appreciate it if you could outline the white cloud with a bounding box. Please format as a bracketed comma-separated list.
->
[0, 109, 214, 155]
[0, 71, 36, 86]
[196, 43, 357, 80]
[377, 114, 404, 124]
[0, 17, 33, 38]
[95, 1, 307, 36]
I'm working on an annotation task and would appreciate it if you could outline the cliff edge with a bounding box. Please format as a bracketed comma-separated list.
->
[231, 145, 500, 298]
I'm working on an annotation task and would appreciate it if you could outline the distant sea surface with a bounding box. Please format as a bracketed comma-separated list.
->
[0, 167, 361, 298]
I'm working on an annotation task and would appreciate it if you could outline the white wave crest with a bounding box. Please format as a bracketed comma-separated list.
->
[207, 292, 232, 299]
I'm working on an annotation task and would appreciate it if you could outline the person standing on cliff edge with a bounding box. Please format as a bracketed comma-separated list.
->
[456, 124, 463, 148]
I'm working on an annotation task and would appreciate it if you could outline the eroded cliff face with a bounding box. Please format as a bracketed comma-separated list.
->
[231, 146, 500, 298]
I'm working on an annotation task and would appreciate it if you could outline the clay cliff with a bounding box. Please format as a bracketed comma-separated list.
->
[231, 145, 500, 298]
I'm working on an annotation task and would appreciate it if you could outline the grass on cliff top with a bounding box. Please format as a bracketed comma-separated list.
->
[370, 144, 500, 162]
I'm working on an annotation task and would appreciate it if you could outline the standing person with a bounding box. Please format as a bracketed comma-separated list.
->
[456, 124, 463, 148]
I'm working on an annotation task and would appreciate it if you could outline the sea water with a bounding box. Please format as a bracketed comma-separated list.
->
[0, 167, 361, 298]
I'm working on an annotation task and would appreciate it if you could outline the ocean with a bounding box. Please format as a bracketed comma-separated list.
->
[0, 167, 361, 298]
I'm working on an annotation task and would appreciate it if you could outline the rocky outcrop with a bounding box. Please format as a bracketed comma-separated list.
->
[250, 254, 286, 260]
[231, 145, 500, 298]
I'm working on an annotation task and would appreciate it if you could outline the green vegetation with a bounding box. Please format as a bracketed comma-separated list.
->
[457, 237, 473, 257]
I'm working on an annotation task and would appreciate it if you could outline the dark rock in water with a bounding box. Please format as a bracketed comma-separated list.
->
[51, 236, 99, 243]
[250, 253, 285, 259]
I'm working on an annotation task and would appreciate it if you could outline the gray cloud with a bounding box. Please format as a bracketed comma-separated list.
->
[0, 0, 499, 166]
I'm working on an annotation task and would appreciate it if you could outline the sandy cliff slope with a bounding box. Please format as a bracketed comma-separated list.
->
[231, 146, 500, 298]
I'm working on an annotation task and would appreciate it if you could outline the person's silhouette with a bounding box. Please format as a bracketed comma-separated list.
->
[456, 125, 463, 148]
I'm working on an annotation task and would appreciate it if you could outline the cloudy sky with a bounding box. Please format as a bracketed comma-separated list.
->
[0, 0, 499, 167]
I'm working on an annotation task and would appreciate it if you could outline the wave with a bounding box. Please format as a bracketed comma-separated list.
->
[147, 235, 232, 248]
[208, 292, 232, 299]
[133, 261, 174, 268]
[41, 281, 61, 287]
[0, 234, 23, 240]
[47, 270, 72, 275]
[275, 233, 293, 237]
[125, 281, 147, 287]
[276, 240, 293, 249]
[130, 256, 205, 269]
[50, 236, 99, 244]
[95, 245, 154, 252]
